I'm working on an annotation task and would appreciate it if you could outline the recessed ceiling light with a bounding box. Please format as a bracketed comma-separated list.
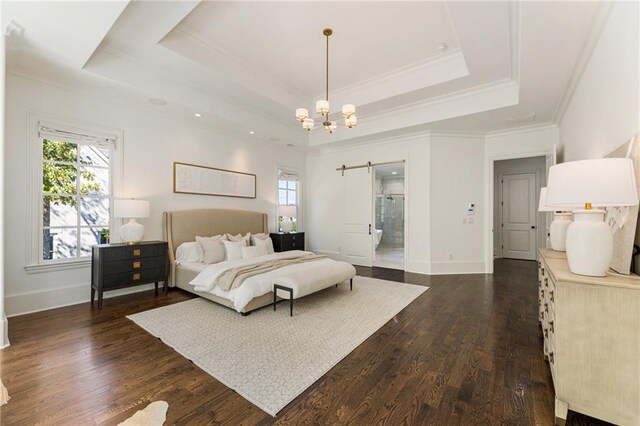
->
[392, 171, 397, 175]
[148, 98, 167, 106]
[194, 113, 202, 118]
[249, 131, 255, 135]
[437, 43, 448, 52]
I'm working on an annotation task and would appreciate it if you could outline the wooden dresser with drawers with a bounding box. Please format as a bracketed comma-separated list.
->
[91, 241, 168, 309]
[538, 248, 640, 425]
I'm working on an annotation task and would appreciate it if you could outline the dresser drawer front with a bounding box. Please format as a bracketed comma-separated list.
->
[103, 256, 166, 274]
[101, 244, 167, 261]
[102, 269, 165, 289]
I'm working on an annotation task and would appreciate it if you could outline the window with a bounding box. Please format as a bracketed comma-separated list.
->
[36, 122, 117, 264]
[277, 168, 301, 232]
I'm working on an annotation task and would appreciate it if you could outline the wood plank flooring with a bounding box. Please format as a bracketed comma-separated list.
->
[0, 260, 611, 425]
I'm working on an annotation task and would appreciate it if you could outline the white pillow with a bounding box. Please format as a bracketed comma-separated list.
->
[175, 242, 204, 264]
[241, 245, 269, 259]
[196, 235, 226, 264]
[226, 233, 250, 245]
[222, 239, 247, 261]
[252, 236, 275, 254]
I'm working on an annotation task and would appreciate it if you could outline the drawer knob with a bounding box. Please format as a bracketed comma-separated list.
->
[544, 278, 548, 287]
[549, 320, 554, 333]
[549, 290, 554, 302]
[133, 249, 141, 256]
[544, 328, 548, 338]
[133, 273, 141, 280]
[541, 268, 545, 276]
[544, 303, 548, 313]
[133, 261, 141, 269]
[549, 352, 554, 364]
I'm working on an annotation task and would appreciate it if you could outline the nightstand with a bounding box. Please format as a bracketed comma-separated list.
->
[91, 241, 168, 309]
[270, 232, 305, 252]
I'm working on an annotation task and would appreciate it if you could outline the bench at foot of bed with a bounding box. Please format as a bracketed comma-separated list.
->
[272, 262, 356, 316]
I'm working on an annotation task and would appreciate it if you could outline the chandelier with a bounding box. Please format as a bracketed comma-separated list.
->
[295, 28, 357, 134]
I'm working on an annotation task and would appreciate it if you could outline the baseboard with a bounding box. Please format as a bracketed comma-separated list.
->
[6, 282, 157, 317]
[429, 261, 487, 275]
[310, 249, 341, 261]
[1, 315, 9, 349]
[405, 260, 430, 275]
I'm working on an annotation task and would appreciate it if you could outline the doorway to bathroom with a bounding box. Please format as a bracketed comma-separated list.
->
[373, 164, 405, 269]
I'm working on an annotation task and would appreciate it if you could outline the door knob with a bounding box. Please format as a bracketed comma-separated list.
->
[531, 226, 536, 229]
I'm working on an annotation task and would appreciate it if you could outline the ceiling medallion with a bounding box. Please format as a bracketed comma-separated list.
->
[295, 28, 357, 134]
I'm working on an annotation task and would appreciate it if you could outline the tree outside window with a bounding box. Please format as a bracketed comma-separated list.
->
[42, 139, 111, 261]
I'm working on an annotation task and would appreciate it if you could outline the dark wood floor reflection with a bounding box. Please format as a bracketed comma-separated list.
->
[1, 260, 611, 425]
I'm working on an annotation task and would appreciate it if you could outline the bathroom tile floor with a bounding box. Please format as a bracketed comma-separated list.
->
[374, 246, 404, 270]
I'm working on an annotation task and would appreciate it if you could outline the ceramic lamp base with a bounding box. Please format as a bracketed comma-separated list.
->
[565, 209, 612, 277]
[549, 212, 572, 252]
[281, 219, 293, 234]
[120, 218, 145, 244]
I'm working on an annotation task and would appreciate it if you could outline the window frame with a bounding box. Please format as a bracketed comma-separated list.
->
[26, 113, 124, 273]
[276, 167, 302, 232]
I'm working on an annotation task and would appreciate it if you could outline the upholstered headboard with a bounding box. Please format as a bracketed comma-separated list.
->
[163, 208, 268, 284]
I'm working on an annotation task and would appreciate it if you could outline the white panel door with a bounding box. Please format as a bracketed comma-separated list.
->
[342, 167, 373, 266]
[502, 172, 537, 260]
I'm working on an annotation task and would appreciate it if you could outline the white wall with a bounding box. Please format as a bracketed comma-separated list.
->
[559, 1, 640, 161]
[4, 73, 305, 316]
[0, 6, 8, 348]
[429, 134, 485, 274]
[306, 135, 430, 273]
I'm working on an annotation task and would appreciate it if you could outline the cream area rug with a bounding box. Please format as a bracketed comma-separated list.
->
[127, 276, 427, 416]
[118, 401, 168, 426]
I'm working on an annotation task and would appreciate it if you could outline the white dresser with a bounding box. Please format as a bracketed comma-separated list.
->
[538, 248, 640, 425]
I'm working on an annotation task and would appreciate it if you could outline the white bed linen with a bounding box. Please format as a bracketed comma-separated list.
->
[189, 250, 337, 312]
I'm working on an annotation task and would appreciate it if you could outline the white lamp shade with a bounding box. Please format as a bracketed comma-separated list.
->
[114, 199, 150, 218]
[342, 104, 356, 117]
[316, 100, 330, 115]
[279, 205, 297, 219]
[546, 158, 638, 208]
[295, 108, 308, 121]
[538, 187, 574, 212]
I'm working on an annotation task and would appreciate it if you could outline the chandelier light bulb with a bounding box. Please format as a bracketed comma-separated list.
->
[295, 108, 309, 122]
[324, 121, 337, 133]
[346, 115, 358, 128]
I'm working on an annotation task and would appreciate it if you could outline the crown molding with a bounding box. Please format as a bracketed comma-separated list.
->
[508, 0, 521, 83]
[7, 69, 305, 155]
[485, 122, 558, 139]
[553, 1, 614, 124]
[307, 130, 432, 155]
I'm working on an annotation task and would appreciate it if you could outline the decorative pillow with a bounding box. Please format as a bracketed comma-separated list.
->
[252, 236, 275, 254]
[196, 235, 226, 264]
[222, 239, 247, 261]
[241, 245, 269, 259]
[175, 242, 204, 264]
[226, 233, 250, 245]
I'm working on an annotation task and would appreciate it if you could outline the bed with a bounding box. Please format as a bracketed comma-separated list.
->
[163, 208, 354, 315]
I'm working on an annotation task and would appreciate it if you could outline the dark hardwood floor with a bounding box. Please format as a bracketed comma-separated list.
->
[0, 260, 611, 425]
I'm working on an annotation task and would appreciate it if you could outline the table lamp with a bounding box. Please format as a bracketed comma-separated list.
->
[538, 187, 573, 252]
[279, 205, 297, 233]
[113, 199, 150, 244]
[546, 158, 638, 276]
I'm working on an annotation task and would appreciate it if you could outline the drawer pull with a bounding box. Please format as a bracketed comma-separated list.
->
[133, 273, 141, 280]
[549, 352, 554, 364]
[544, 328, 548, 338]
[544, 278, 548, 288]
[541, 267, 545, 276]
[549, 290, 554, 302]
[549, 320, 554, 333]
[133, 261, 141, 269]
[291, 235, 296, 240]
[133, 249, 141, 256]
[544, 303, 548, 314]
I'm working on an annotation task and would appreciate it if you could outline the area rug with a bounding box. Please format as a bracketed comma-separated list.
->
[127, 276, 427, 416]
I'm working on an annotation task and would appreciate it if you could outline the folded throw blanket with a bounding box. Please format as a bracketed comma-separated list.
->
[216, 254, 327, 291]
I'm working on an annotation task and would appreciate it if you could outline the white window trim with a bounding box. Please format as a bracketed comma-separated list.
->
[25, 112, 124, 273]
[276, 166, 302, 232]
